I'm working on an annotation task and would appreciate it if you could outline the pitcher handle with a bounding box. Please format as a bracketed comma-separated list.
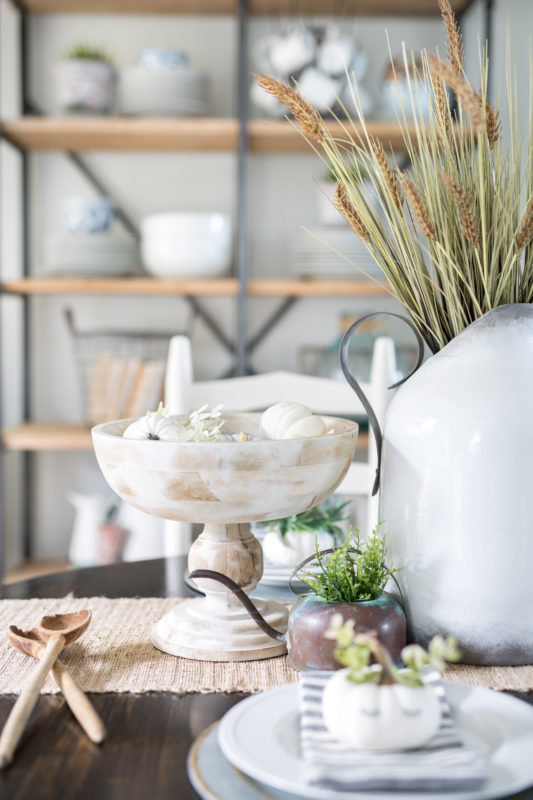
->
[340, 312, 425, 496]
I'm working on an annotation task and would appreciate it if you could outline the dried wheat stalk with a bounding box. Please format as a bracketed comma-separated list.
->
[429, 56, 484, 131]
[516, 192, 533, 249]
[484, 99, 501, 148]
[438, 0, 464, 76]
[397, 172, 436, 241]
[370, 135, 403, 210]
[441, 172, 479, 247]
[334, 181, 370, 242]
[430, 69, 452, 141]
[254, 74, 324, 143]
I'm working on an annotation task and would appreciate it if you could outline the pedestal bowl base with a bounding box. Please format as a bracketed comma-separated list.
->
[151, 595, 288, 661]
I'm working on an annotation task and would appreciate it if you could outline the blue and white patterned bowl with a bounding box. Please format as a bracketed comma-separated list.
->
[135, 49, 188, 71]
[62, 197, 115, 234]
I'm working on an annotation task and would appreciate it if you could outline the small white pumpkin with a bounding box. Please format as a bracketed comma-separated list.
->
[262, 529, 333, 566]
[322, 668, 441, 750]
[260, 401, 327, 439]
[122, 409, 184, 441]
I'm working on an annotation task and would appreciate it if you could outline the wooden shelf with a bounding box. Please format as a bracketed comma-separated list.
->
[1, 277, 240, 295]
[2, 423, 93, 451]
[2, 421, 369, 452]
[1, 276, 388, 297]
[248, 280, 389, 296]
[2, 117, 427, 154]
[2, 117, 239, 152]
[18, 0, 237, 13]
[16, 0, 470, 15]
[250, 0, 471, 14]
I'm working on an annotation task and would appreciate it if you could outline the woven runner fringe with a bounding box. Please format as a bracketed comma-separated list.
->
[0, 597, 531, 695]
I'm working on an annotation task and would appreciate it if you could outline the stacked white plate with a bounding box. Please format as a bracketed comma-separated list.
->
[291, 225, 383, 279]
[119, 66, 208, 117]
[44, 232, 140, 276]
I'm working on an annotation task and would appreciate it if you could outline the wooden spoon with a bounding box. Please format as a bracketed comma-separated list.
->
[0, 610, 92, 769]
[7, 625, 105, 744]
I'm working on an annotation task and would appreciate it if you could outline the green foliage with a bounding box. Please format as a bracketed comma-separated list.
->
[325, 159, 369, 185]
[65, 43, 113, 64]
[270, 498, 349, 543]
[296, 523, 398, 603]
[325, 616, 461, 686]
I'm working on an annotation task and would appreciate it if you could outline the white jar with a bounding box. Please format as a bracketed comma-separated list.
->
[55, 59, 115, 114]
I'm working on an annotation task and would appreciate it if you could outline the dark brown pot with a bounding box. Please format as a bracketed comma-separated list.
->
[286, 591, 406, 670]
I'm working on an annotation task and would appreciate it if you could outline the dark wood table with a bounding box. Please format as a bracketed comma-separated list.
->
[0, 558, 532, 800]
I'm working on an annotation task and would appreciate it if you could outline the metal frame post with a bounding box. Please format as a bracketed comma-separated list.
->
[236, 0, 250, 375]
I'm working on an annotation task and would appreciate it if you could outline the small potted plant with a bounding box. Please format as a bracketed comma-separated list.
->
[55, 43, 115, 115]
[286, 526, 406, 670]
[322, 622, 460, 750]
[261, 497, 349, 567]
[316, 160, 375, 226]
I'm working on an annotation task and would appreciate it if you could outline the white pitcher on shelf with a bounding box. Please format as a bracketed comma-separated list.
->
[67, 492, 112, 567]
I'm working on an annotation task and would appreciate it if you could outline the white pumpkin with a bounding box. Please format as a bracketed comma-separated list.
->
[260, 401, 327, 439]
[262, 529, 334, 566]
[322, 668, 441, 751]
[122, 412, 184, 441]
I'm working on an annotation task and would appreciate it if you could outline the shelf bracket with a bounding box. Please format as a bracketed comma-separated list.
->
[247, 296, 298, 354]
[184, 295, 236, 357]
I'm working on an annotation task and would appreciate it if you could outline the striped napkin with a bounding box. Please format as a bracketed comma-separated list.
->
[299, 671, 489, 792]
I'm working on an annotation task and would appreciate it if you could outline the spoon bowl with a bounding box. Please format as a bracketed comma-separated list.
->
[38, 610, 91, 643]
[7, 626, 43, 659]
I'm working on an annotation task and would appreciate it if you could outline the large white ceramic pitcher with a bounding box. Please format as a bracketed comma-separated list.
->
[341, 304, 533, 666]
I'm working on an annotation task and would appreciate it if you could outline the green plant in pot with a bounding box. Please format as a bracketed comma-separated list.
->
[261, 498, 349, 567]
[55, 43, 115, 115]
[286, 525, 406, 670]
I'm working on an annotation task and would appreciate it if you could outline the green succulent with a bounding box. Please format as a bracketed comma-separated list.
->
[326, 619, 461, 687]
[296, 523, 399, 603]
[269, 498, 349, 543]
[65, 43, 113, 64]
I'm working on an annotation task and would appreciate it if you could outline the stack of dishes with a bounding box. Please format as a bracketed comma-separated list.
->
[119, 49, 207, 117]
[291, 225, 383, 279]
[44, 232, 140, 276]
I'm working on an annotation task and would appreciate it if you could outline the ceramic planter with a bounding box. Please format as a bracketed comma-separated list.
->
[378, 305, 533, 665]
[55, 59, 115, 114]
[286, 592, 406, 670]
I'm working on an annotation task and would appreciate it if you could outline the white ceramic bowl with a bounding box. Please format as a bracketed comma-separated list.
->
[140, 212, 232, 278]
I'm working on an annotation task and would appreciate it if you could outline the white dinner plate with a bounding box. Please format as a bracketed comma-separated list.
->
[217, 682, 533, 800]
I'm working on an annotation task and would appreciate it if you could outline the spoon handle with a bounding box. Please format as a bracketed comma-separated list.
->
[51, 660, 106, 743]
[0, 634, 65, 769]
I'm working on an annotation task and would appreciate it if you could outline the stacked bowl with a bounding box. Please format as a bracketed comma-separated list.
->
[140, 212, 232, 279]
[119, 48, 207, 117]
[45, 197, 139, 275]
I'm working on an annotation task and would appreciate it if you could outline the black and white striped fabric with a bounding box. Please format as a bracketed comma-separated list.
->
[299, 671, 489, 792]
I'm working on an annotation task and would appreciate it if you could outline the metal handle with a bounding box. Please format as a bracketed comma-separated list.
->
[340, 312, 425, 496]
[187, 570, 285, 642]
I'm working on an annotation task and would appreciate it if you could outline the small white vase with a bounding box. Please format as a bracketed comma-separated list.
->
[55, 59, 115, 114]
[380, 304, 533, 665]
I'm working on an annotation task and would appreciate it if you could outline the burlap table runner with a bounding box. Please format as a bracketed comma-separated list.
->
[0, 597, 531, 695]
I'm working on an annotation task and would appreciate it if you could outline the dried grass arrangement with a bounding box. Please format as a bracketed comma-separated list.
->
[256, 1, 533, 354]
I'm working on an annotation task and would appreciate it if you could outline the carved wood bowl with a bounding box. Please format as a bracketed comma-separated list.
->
[92, 412, 358, 662]
[92, 412, 357, 523]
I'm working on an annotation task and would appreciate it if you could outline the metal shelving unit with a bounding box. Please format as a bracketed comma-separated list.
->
[0, 0, 492, 573]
